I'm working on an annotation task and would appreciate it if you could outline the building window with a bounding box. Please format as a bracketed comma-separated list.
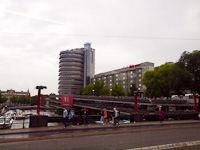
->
[130, 80, 133, 83]
[130, 76, 133, 78]
[123, 81, 125, 84]
[123, 73, 125, 75]
[139, 74, 141, 77]
[139, 79, 141, 82]
[139, 70, 141, 72]
[110, 83, 112, 86]
[139, 84, 141, 87]
[116, 78, 118, 81]
[104, 77, 106, 79]
[110, 80, 112, 82]
[116, 74, 118, 77]
[123, 86, 125, 88]
[123, 77, 125, 80]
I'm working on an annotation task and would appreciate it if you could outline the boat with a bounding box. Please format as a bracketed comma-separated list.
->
[0, 116, 13, 129]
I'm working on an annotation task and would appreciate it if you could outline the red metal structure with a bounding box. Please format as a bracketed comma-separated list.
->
[36, 86, 47, 115]
[194, 95, 198, 113]
[134, 93, 138, 113]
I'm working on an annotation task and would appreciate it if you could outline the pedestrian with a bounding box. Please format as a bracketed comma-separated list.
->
[158, 107, 164, 123]
[100, 109, 104, 124]
[113, 108, 119, 126]
[84, 110, 89, 125]
[77, 115, 82, 125]
[67, 109, 74, 127]
[112, 108, 115, 124]
[63, 107, 68, 128]
[198, 112, 200, 120]
[103, 108, 107, 124]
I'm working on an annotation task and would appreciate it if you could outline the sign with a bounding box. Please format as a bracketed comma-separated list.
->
[129, 64, 141, 68]
[61, 95, 73, 107]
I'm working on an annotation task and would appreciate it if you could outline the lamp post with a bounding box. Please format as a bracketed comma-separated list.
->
[134, 88, 143, 114]
[110, 89, 112, 96]
[92, 90, 94, 96]
[36, 86, 47, 115]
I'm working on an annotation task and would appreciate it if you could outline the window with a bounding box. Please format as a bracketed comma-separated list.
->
[110, 80, 112, 82]
[123, 73, 126, 75]
[104, 77, 106, 79]
[116, 74, 118, 77]
[130, 80, 133, 83]
[139, 70, 141, 72]
[123, 86, 125, 88]
[123, 77, 125, 80]
[139, 79, 141, 82]
[139, 84, 141, 87]
[123, 81, 125, 84]
[110, 83, 112, 86]
[139, 74, 141, 77]
[130, 76, 133, 78]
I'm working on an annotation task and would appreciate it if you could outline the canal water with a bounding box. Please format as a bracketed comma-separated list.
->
[11, 110, 61, 129]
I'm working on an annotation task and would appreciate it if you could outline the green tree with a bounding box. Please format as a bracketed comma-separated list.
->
[82, 84, 94, 95]
[0, 93, 7, 103]
[111, 83, 125, 96]
[143, 63, 173, 98]
[127, 83, 138, 96]
[177, 50, 200, 93]
[93, 80, 104, 96]
[168, 64, 193, 95]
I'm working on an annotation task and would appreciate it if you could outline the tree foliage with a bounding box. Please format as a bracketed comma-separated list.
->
[111, 83, 125, 96]
[177, 50, 200, 93]
[0, 93, 7, 103]
[127, 83, 138, 96]
[10, 95, 31, 104]
[143, 63, 173, 98]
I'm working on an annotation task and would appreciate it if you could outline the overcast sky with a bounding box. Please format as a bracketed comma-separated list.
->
[0, 0, 200, 96]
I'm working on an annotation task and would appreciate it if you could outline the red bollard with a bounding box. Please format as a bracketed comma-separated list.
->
[134, 93, 138, 114]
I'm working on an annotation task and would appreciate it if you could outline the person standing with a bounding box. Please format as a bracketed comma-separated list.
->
[84, 110, 89, 125]
[158, 107, 164, 123]
[63, 107, 68, 128]
[67, 109, 74, 127]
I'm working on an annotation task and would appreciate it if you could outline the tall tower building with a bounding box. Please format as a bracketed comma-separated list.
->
[59, 43, 95, 96]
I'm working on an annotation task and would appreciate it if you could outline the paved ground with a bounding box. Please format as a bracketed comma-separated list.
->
[0, 120, 200, 150]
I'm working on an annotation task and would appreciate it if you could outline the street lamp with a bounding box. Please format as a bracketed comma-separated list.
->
[36, 86, 47, 115]
[134, 88, 143, 114]
[92, 90, 94, 96]
[110, 89, 112, 96]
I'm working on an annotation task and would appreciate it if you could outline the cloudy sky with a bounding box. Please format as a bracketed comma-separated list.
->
[0, 0, 200, 96]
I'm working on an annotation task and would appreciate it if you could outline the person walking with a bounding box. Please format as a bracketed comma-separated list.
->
[113, 108, 119, 126]
[67, 109, 74, 127]
[63, 107, 68, 128]
[103, 108, 107, 124]
[158, 107, 164, 123]
[100, 109, 104, 124]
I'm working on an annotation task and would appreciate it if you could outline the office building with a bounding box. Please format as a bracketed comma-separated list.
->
[59, 43, 95, 95]
[92, 62, 154, 94]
